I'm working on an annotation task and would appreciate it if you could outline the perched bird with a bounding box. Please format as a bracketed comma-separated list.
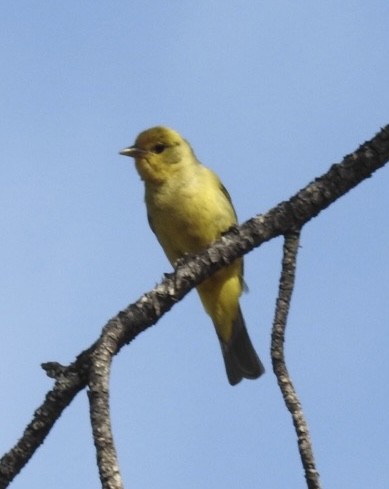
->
[120, 126, 264, 385]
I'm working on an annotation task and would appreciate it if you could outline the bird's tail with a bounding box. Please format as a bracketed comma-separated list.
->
[218, 306, 265, 386]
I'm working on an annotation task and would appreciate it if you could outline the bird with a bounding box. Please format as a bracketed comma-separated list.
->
[119, 126, 264, 385]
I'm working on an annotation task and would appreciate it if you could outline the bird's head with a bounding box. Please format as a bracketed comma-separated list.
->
[119, 126, 195, 184]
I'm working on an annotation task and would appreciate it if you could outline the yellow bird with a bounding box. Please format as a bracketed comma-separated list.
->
[120, 126, 264, 385]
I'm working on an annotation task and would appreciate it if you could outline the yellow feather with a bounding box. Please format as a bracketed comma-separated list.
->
[120, 126, 264, 385]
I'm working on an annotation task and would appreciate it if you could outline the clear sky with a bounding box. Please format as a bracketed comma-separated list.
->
[1, 2, 388, 488]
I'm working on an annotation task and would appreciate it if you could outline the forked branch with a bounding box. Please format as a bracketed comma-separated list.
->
[0, 125, 388, 488]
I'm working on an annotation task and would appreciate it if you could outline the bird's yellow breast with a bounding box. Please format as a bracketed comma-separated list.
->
[145, 165, 236, 264]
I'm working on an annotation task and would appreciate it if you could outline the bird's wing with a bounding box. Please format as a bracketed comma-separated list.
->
[219, 182, 238, 221]
[218, 182, 245, 286]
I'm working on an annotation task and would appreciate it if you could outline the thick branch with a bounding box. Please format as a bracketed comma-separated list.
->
[0, 125, 388, 488]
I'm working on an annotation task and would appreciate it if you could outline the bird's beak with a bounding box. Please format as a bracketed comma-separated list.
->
[119, 146, 147, 158]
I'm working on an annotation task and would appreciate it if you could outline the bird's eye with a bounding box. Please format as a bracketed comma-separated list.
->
[153, 143, 166, 154]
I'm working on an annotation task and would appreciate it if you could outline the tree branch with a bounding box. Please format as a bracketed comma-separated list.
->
[0, 125, 388, 488]
[88, 342, 123, 489]
[271, 233, 321, 489]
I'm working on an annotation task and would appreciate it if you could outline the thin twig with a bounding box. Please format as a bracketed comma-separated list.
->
[271, 232, 321, 489]
[88, 341, 123, 489]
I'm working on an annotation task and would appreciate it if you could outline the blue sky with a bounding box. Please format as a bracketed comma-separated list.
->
[1, 2, 388, 488]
